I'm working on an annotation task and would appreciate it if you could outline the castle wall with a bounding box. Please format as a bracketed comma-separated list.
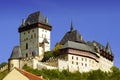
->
[58, 52, 113, 72]
[0, 65, 8, 72]
[68, 54, 99, 72]
[99, 56, 113, 72]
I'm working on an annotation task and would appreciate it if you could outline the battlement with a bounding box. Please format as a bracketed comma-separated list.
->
[0, 65, 8, 72]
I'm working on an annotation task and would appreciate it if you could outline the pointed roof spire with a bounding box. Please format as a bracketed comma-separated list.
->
[106, 42, 113, 55]
[70, 21, 74, 32]
[106, 42, 110, 49]
[45, 16, 48, 23]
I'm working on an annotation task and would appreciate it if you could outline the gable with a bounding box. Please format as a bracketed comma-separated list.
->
[3, 69, 29, 80]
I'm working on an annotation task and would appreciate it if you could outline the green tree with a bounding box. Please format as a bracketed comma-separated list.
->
[110, 66, 120, 80]
[42, 51, 54, 62]
[53, 43, 62, 51]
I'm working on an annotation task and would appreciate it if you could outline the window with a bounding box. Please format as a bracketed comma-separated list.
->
[32, 51, 36, 57]
[89, 60, 91, 62]
[72, 61, 74, 64]
[82, 63, 83, 66]
[76, 57, 78, 60]
[85, 64, 87, 67]
[85, 58, 87, 62]
[82, 58, 83, 61]
[26, 53, 28, 57]
[32, 30, 34, 32]
[26, 43, 28, 49]
[76, 62, 78, 65]
[72, 56, 74, 59]
[34, 33, 36, 38]
[92, 61, 94, 64]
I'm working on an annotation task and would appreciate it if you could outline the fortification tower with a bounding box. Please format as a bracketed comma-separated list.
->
[18, 11, 52, 60]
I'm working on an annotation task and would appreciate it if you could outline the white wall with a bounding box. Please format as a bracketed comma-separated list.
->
[9, 59, 20, 71]
[58, 53, 113, 73]
[99, 56, 113, 72]
[58, 59, 68, 71]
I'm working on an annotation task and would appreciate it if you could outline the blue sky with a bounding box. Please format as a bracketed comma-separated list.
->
[0, 0, 120, 68]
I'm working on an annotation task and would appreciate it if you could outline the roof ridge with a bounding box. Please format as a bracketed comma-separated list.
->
[15, 67, 43, 80]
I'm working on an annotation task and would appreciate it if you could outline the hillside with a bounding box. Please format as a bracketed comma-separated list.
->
[0, 69, 8, 80]
[23, 65, 120, 80]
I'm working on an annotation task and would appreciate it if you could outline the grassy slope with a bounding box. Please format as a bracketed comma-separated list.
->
[23, 65, 120, 80]
[0, 70, 8, 80]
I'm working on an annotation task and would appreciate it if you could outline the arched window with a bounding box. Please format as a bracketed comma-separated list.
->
[26, 43, 28, 49]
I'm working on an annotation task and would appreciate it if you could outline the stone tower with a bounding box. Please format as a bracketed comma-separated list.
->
[18, 11, 52, 61]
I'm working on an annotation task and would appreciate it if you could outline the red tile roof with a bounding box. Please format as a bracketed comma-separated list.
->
[15, 68, 44, 80]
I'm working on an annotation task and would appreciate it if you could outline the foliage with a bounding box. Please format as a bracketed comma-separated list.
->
[109, 66, 120, 80]
[53, 43, 62, 51]
[42, 50, 60, 62]
[42, 51, 54, 62]
[42, 43, 62, 62]
[23, 65, 120, 80]
[0, 69, 8, 80]
[0, 62, 7, 68]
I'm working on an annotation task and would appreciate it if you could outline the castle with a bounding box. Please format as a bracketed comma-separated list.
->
[8, 11, 114, 72]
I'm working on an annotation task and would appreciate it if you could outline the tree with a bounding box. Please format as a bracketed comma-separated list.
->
[110, 66, 120, 80]
[53, 43, 62, 51]
[42, 51, 54, 62]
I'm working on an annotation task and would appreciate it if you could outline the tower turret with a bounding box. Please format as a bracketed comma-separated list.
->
[18, 11, 52, 61]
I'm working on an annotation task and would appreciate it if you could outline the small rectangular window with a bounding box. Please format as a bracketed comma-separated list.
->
[82, 63, 83, 66]
[26, 43, 28, 49]
[76, 62, 78, 65]
[85, 64, 87, 67]
[32, 30, 34, 32]
[72, 56, 74, 59]
[76, 57, 78, 60]
[82, 58, 83, 61]
[34, 33, 36, 38]
[72, 61, 74, 64]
